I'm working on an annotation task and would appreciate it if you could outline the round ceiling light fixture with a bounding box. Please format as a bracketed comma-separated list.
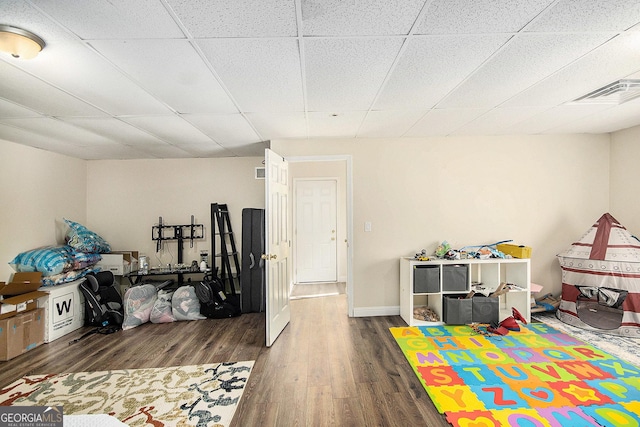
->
[0, 25, 45, 59]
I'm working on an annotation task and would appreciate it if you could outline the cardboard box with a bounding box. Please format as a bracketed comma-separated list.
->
[0, 308, 45, 361]
[95, 251, 138, 275]
[24, 308, 45, 352]
[39, 279, 85, 343]
[497, 244, 532, 259]
[0, 272, 48, 320]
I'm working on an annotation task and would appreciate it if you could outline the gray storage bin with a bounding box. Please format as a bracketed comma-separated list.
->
[472, 296, 499, 324]
[443, 264, 469, 292]
[413, 265, 440, 293]
[443, 295, 473, 324]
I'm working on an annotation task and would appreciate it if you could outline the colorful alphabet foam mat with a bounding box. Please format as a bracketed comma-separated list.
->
[390, 323, 640, 427]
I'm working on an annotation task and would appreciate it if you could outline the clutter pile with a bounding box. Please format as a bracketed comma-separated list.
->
[486, 307, 528, 336]
[414, 239, 532, 261]
[413, 306, 439, 322]
[531, 293, 561, 313]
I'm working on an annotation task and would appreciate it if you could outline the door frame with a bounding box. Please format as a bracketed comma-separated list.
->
[286, 155, 354, 317]
[293, 177, 338, 284]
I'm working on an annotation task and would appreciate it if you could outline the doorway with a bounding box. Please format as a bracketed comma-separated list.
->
[294, 178, 338, 283]
[287, 156, 352, 316]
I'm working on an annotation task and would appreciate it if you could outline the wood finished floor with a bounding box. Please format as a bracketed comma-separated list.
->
[0, 294, 448, 426]
[290, 281, 346, 299]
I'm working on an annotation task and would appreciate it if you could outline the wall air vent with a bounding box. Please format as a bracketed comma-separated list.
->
[255, 167, 265, 179]
[570, 79, 640, 105]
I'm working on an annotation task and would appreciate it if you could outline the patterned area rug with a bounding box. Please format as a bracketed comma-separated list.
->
[0, 361, 254, 427]
[533, 311, 640, 367]
[391, 324, 640, 427]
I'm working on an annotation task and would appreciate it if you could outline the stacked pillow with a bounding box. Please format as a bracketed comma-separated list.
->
[9, 219, 110, 286]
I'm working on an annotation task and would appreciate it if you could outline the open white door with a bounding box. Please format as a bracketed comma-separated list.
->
[264, 149, 290, 347]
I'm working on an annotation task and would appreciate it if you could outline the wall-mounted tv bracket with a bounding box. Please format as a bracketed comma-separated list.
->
[152, 215, 204, 263]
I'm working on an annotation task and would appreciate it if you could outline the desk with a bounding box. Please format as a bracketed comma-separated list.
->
[125, 268, 208, 287]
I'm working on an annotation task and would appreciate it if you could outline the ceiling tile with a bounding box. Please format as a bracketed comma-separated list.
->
[452, 106, 551, 135]
[167, 0, 297, 37]
[307, 111, 366, 138]
[0, 99, 42, 118]
[60, 117, 168, 147]
[0, 0, 77, 42]
[181, 114, 262, 147]
[34, 0, 184, 39]
[174, 143, 228, 158]
[197, 38, 304, 112]
[438, 33, 615, 109]
[135, 144, 194, 159]
[9, 41, 172, 116]
[90, 39, 238, 114]
[0, 117, 114, 145]
[121, 115, 214, 146]
[416, 0, 554, 34]
[74, 144, 151, 160]
[0, 123, 86, 152]
[245, 112, 308, 139]
[548, 100, 640, 134]
[526, 0, 640, 32]
[305, 38, 404, 111]
[358, 110, 426, 137]
[504, 32, 640, 107]
[301, 0, 426, 36]
[227, 141, 270, 157]
[404, 108, 489, 136]
[0, 60, 106, 116]
[508, 104, 613, 133]
[374, 35, 510, 109]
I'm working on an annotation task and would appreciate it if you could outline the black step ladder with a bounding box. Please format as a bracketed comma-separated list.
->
[211, 203, 241, 295]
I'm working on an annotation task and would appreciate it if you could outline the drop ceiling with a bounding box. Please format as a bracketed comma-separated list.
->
[1, 0, 640, 159]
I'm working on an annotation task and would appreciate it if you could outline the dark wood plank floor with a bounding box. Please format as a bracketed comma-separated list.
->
[0, 294, 448, 426]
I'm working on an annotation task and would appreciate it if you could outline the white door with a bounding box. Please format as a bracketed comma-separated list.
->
[264, 149, 290, 347]
[295, 179, 337, 283]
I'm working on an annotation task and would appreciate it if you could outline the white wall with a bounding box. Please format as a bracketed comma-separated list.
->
[272, 135, 611, 313]
[85, 157, 265, 269]
[1, 134, 617, 316]
[611, 124, 640, 233]
[0, 140, 87, 280]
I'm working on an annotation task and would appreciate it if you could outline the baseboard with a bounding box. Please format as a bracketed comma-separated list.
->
[353, 305, 400, 317]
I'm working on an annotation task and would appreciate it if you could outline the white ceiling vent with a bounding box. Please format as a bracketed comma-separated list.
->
[570, 79, 640, 105]
[255, 167, 265, 179]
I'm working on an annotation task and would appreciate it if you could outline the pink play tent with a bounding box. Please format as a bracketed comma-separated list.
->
[556, 213, 640, 337]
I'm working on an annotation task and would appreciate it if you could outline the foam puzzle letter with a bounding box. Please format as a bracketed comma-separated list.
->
[557, 361, 612, 380]
[536, 407, 601, 427]
[482, 387, 518, 406]
[416, 351, 445, 365]
[591, 407, 640, 427]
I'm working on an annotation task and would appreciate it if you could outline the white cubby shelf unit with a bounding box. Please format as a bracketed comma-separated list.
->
[400, 257, 531, 327]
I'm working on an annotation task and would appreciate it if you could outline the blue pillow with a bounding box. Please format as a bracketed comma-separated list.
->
[9, 245, 74, 276]
[64, 219, 111, 253]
